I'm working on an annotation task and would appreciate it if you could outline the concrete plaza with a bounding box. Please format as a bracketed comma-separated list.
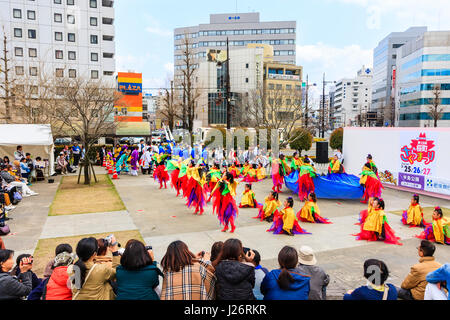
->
[3, 167, 450, 299]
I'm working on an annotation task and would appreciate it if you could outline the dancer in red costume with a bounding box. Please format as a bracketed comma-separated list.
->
[165, 159, 183, 196]
[359, 154, 383, 204]
[267, 197, 310, 236]
[297, 158, 317, 201]
[416, 207, 450, 245]
[354, 197, 402, 245]
[242, 164, 258, 183]
[254, 191, 281, 222]
[209, 172, 239, 233]
[239, 184, 259, 208]
[153, 153, 169, 189]
[185, 163, 208, 215]
[356, 197, 374, 226]
[272, 154, 291, 193]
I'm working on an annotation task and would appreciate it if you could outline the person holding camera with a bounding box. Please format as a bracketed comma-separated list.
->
[160, 240, 216, 300]
[115, 240, 163, 300]
[68, 236, 120, 300]
[10, 254, 41, 290]
[0, 250, 33, 300]
[213, 238, 256, 300]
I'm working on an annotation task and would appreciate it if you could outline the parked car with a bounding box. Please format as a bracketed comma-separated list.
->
[54, 137, 72, 145]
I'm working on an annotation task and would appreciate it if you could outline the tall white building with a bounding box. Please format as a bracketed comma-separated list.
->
[395, 31, 450, 127]
[0, 0, 116, 83]
[333, 66, 373, 127]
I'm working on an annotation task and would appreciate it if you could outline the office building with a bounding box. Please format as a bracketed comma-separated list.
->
[395, 31, 450, 127]
[334, 66, 373, 127]
[173, 12, 296, 83]
[372, 27, 427, 126]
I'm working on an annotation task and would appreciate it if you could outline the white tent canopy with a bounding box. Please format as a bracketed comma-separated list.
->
[0, 124, 55, 176]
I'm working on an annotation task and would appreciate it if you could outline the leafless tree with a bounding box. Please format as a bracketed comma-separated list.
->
[177, 32, 201, 144]
[0, 28, 15, 123]
[158, 79, 177, 131]
[243, 86, 303, 146]
[53, 77, 127, 184]
[428, 85, 443, 128]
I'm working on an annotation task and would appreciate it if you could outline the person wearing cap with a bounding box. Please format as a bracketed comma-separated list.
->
[296, 245, 330, 300]
[44, 252, 76, 300]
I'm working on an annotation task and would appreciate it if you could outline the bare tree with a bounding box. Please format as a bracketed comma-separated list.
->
[54, 77, 126, 184]
[244, 86, 303, 146]
[178, 33, 201, 144]
[158, 79, 177, 131]
[428, 85, 443, 127]
[0, 28, 15, 123]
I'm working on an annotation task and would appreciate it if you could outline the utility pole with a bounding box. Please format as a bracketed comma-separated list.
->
[321, 73, 325, 138]
[226, 37, 231, 130]
[304, 74, 309, 129]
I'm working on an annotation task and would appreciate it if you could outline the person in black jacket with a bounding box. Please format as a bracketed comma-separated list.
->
[0, 249, 33, 300]
[213, 238, 256, 300]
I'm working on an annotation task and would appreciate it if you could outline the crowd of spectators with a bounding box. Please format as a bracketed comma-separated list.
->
[0, 236, 448, 301]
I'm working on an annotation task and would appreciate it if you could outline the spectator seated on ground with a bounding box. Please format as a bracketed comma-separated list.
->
[343, 259, 398, 300]
[10, 254, 41, 290]
[425, 263, 450, 300]
[261, 246, 310, 300]
[398, 240, 441, 300]
[249, 249, 268, 300]
[296, 245, 330, 300]
[19, 158, 31, 185]
[55, 152, 68, 175]
[14, 146, 25, 162]
[0, 249, 33, 300]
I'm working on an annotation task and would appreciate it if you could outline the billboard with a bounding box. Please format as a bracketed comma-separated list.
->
[207, 49, 227, 63]
[343, 127, 450, 197]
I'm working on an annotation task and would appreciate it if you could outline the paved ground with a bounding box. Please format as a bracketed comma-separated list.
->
[4, 166, 450, 299]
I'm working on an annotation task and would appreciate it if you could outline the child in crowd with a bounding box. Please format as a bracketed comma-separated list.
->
[402, 194, 427, 228]
[297, 192, 332, 224]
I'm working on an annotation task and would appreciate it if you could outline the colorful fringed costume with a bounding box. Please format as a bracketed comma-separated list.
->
[116, 153, 129, 174]
[254, 197, 281, 221]
[228, 165, 240, 179]
[241, 164, 252, 178]
[297, 201, 331, 224]
[360, 164, 383, 203]
[290, 157, 303, 171]
[207, 167, 222, 194]
[166, 160, 183, 196]
[272, 159, 291, 193]
[239, 189, 258, 208]
[297, 164, 317, 201]
[178, 162, 189, 197]
[256, 166, 266, 181]
[242, 167, 258, 183]
[402, 203, 427, 228]
[328, 159, 345, 174]
[267, 207, 310, 236]
[153, 153, 169, 189]
[416, 217, 450, 245]
[210, 179, 239, 232]
[354, 208, 402, 245]
[185, 167, 207, 215]
[357, 200, 374, 226]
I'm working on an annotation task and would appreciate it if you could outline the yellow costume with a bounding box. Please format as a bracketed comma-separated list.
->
[256, 167, 266, 180]
[299, 201, 320, 223]
[240, 190, 256, 207]
[281, 207, 297, 233]
[261, 197, 281, 219]
[363, 208, 385, 234]
[405, 204, 424, 226]
[228, 166, 240, 177]
[432, 218, 450, 244]
[290, 157, 304, 170]
[329, 159, 342, 173]
[114, 147, 121, 159]
[241, 164, 251, 176]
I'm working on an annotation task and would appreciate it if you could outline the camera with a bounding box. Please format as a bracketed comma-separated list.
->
[145, 246, 153, 251]
[105, 234, 120, 247]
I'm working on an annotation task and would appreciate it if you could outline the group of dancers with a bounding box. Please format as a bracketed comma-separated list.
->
[109, 141, 449, 246]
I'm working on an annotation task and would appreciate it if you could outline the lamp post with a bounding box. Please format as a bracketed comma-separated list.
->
[304, 74, 317, 129]
[225, 38, 231, 130]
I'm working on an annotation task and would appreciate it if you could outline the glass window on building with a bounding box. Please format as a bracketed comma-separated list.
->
[68, 33, 75, 42]
[69, 69, 76, 78]
[27, 10, 36, 20]
[14, 47, 23, 57]
[14, 28, 22, 38]
[90, 17, 98, 26]
[13, 9, 21, 18]
[54, 13, 62, 22]
[15, 66, 24, 75]
[30, 67, 38, 76]
[29, 48, 37, 57]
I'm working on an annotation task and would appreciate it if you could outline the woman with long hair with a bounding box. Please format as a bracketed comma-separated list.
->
[261, 246, 310, 300]
[213, 238, 256, 300]
[160, 240, 216, 300]
[68, 237, 119, 300]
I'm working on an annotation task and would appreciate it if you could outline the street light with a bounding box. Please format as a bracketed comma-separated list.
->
[321, 73, 336, 138]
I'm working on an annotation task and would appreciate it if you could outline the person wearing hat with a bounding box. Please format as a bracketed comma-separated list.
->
[296, 245, 330, 300]
[44, 252, 76, 300]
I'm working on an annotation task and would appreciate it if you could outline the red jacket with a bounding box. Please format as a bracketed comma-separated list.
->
[45, 266, 72, 300]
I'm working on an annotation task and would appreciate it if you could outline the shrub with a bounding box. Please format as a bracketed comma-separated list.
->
[289, 128, 313, 155]
[330, 127, 344, 150]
